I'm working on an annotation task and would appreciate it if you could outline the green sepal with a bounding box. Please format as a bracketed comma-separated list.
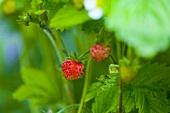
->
[65, 51, 90, 64]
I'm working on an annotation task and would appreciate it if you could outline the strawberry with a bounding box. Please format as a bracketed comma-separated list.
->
[90, 44, 111, 62]
[62, 60, 85, 80]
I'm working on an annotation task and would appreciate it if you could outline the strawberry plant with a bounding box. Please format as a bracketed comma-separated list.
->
[0, 0, 170, 113]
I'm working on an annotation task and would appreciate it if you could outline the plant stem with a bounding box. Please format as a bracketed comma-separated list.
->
[43, 29, 63, 64]
[77, 57, 92, 113]
[119, 79, 123, 113]
[116, 39, 123, 113]
[42, 26, 75, 106]
[79, 51, 90, 60]
[109, 54, 117, 64]
[52, 29, 76, 105]
[51, 28, 65, 61]
[127, 46, 133, 62]
[53, 28, 69, 57]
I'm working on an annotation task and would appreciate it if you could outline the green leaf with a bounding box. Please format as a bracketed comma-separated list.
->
[92, 87, 119, 113]
[123, 62, 170, 113]
[85, 74, 119, 102]
[43, 1, 64, 19]
[87, 63, 170, 113]
[31, 0, 42, 11]
[84, 82, 103, 102]
[132, 63, 170, 89]
[106, 0, 170, 58]
[13, 68, 59, 105]
[82, 19, 105, 31]
[85, 74, 120, 112]
[122, 62, 170, 113]
[34, 10, 45, 15]
[134, 88, 170, 113]
[50, 5, 91, 29]
[123, 85, 135, 113]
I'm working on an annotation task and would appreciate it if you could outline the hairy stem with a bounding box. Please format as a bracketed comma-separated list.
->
[43, 29, 63, 64]
[53, 28, 69, 57]
[116, 39, 123, 113]
[77, 57, 92, 113]
[109, 54, 117, 64]
[42, 25, 75, 106]
[79, 51, 90, 60]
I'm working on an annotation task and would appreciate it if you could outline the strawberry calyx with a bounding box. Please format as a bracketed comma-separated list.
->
[65, 51, 90, 64]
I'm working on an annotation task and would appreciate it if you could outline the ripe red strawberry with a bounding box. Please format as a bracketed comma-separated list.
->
[90, 44, 111, 62]
[62, 60, 85, 80]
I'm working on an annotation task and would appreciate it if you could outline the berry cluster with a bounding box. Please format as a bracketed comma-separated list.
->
[61, 43, 111, 80]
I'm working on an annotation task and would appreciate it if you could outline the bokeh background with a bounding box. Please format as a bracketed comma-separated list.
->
[0, 0, 170, 113]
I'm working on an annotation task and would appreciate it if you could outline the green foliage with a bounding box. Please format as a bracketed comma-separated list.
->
[82, 19, 105, 31]
[92, 86, 119, 113]
[1, 0, 170, 113]
[86, 63, 170, 113]
[31, 0, 42, 11]
[122, 86, 135, 112]
[124, 62, 170, 113]
[135, 89, 169, 113]
[13, 68, 59, 105]
[105, 0, 170, 58]
[132, 63, 170, 89]
[50, 5, 91, 29]
[85, 74, 120, 112]
[42, 1, 64, 19]
[85, 74, 120, 102]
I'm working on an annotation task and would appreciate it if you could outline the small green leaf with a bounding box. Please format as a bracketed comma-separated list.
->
[34, 10, 45, 15]
[82, 19, 105, 31]
[85, 73, 119, 102]
[84, 82, 103, 102]
[105, 0, 170, 58]
[50, 5, 91, 29]
[92, 87, 119, 113]
[43, 1, 64, 19]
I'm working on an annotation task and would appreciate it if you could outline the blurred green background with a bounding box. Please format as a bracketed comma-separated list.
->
[0, 0, 170, 113]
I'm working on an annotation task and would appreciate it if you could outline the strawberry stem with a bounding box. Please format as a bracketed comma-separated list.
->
[97, 26, 105, 43]
[43, 28, 63, 64]
[116, 39, 123, 113]
[77, 57, 92, 113]
[109, 54, 117, 64]
[78, 51, 90, 61]
[42, 25, 75, 107]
